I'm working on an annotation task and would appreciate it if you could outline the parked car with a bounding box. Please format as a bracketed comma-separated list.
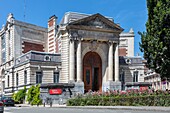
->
[0, 101, 4, 113]
[0, 97, 15, 106]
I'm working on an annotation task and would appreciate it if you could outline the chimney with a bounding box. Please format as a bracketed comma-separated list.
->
[48, 15, 58, 53]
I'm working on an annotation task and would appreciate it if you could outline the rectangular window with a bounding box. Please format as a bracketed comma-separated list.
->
[36, 71, 42, 84]
[2, 81, 5, 92]
[16, 73, 18, 86]
[1, 34, 6, 63]
[133, 71, 138, 82]
[53, 71, 59, 83]
[2, 52, 6, 63]
[7, 75, 10, 87]
[1, 34, 6, 49]
[8, 47, 11, 56]
[24, 70, 27, 85]
[120, 71, 125, 82]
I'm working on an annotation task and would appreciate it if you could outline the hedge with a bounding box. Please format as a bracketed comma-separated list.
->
[67, 95, 170, 106]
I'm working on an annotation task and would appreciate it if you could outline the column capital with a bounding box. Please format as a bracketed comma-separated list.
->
[108, 40, 113, 43]
[108, 40, 118, 45]
[70, 38, 75, 42]
[113, 41, 118, 44]
[107, 40, 113, 46]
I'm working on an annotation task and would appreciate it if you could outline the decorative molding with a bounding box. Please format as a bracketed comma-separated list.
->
[89, 40, 98, 52]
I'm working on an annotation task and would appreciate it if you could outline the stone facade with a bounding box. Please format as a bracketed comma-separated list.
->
[119, 56, 145, 90]
[119, 28, 135, 57]
[0, 12, 146, 96]
[144, 71, 170, 90]
[0, 13, 48, 95]
[3, 51, 61, 96]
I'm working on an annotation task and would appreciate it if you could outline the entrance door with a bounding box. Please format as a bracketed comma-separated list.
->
[84, 67, 92, 91]
[93, 67, 99, 91]
[83, 52, 102, 92]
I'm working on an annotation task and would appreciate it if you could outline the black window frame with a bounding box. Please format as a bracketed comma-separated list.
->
[24, 70, 27, 85]
[133, 71, 138, 82]
[7, 75, 10, 87]
[36, 71, 43, 84]
[53, 71, 59, 83]
[16, 73, 19, 86]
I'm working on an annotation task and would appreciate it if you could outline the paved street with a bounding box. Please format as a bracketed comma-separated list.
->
[4, 107, 170, 113]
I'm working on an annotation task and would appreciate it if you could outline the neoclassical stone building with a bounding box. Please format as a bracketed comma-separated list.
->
[0, 13, 60, 96]
[0, 12, 145, 96]
[57, 12, 144, 92]
[57, 13, 123, 93]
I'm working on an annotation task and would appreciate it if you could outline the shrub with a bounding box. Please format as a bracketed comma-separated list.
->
[67, 89, 170, 106]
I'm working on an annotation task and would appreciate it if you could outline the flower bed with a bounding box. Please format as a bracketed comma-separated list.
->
[67, 89, 170, 106]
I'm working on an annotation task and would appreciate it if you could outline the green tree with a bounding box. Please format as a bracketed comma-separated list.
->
[12, 86, 27, 104]
[26, 85, 42, 105]
[26, 85, 35, 104]
[32, 85, 42, 105]
[139, 0, 170, 78]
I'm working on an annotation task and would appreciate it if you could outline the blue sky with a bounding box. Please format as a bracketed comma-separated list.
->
[0, 0, 148, 56]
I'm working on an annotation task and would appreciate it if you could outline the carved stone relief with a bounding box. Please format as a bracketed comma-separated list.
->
[89, 40, 98, 52]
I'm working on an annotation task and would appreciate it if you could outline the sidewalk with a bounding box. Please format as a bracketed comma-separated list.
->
[15, 104, 170, 112]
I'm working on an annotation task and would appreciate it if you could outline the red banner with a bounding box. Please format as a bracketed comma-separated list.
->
[49, 89, 62, 95]
[140, 86, 148, 91]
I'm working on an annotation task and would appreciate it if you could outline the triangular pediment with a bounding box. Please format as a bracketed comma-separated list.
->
[67, 13, 123, 32]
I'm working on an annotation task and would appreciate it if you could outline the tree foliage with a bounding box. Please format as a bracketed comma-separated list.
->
[26, 85, 35, 104]
[26, 85, 42, 105]
[12, 86, 27, 104]
[12, 85, 42, 105]
[139, 0, 170, 78]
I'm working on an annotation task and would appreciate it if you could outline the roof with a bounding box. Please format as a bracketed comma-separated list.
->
[67, 13, 123, 31]
[60, 12, 114, 25]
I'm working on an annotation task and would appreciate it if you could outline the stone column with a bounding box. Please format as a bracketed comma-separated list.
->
[69, 39, 75, 82]
[76, 39, 82, 82]
[115, 43, 119, 82]
[108, 42, 113, 81]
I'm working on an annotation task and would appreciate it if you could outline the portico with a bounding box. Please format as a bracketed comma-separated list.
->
[62, 13, 123, 92]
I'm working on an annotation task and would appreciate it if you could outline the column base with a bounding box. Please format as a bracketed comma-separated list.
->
[72, 81, 84, 95]
[68, 80, 75, 83]
[102, 81, 121, 92]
